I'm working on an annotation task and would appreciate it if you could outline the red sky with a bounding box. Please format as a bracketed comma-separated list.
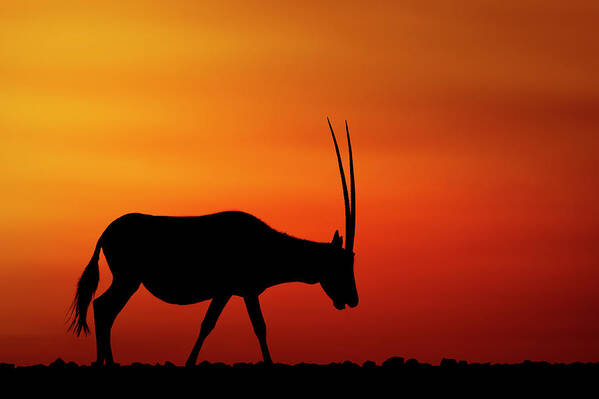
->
[1, 1, 598, 365]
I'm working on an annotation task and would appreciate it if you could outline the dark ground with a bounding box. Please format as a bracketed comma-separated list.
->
[1, 357, 598, 394]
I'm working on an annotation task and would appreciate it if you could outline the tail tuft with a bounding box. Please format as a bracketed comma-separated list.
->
[67, 239, 101, 336]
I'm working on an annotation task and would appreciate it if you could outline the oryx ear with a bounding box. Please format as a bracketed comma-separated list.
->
[332, 230, 343, 248]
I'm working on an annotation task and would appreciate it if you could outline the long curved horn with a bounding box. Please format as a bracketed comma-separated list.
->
[328, 117, 352, 251]
[345, 120, 356, 252]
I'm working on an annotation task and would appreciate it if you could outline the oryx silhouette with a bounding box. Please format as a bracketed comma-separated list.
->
[68, 118, 358, 366]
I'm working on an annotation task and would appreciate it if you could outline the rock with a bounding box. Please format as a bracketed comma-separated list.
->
[212, 362, 230, 369]
[50, 358, 66, 368]
[382, 356, 405, 368]
[440, 358, 458, 368]
[342, 360, 360, 369]
[362, 360, 377, 368]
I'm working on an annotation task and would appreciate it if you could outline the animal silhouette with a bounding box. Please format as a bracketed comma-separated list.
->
[68, 118, 358, 366]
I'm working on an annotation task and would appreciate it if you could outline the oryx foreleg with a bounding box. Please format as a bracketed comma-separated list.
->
[185, 295, 231, 367]
[244, 295, 273, 365]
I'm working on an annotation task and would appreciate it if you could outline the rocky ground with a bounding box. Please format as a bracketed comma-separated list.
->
[2, 357, 597, 394]
[3, 355, 598, 370]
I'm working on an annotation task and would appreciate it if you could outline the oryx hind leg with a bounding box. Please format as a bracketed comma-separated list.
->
[186, 295, 231, 367]
[244, 295, 273, 365]
[92, 278, 140, 366]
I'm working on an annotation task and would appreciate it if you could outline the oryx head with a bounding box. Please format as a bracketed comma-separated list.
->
[320, 118, 359, 310]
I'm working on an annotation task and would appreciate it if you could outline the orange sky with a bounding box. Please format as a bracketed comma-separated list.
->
[1, 1, 599, 365]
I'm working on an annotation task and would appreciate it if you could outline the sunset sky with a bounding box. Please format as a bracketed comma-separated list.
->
[1, 1, 598, 365]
